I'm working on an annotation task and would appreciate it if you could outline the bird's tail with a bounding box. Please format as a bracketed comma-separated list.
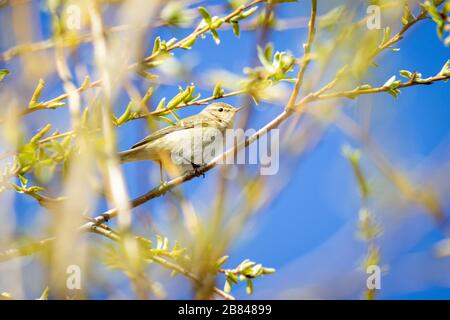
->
[118, 149, 136, 163]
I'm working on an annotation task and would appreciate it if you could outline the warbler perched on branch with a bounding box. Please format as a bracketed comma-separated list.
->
[119, 102, 242, 180]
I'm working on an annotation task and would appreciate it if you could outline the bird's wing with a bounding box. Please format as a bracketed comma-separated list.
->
[130, 116, 209, 149]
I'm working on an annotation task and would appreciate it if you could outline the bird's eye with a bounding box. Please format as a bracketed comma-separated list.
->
[218, 108, 224, 112]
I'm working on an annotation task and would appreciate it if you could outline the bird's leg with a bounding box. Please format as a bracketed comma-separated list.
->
[179, 155, 206, 178]
[158, 161, 169, 192]
[158, 161, 164, 183]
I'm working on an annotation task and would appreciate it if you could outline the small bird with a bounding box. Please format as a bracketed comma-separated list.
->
[119, 102, 241, 180]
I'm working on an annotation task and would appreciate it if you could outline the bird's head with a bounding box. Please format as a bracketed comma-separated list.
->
[200, 102, 241, 128]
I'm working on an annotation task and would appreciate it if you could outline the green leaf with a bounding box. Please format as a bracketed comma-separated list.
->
[356, 84, 372, 90]
[231, 21, 240, 37]
[224, 279, 232, 293]
[211, 29, 221, 45]
[227, 272, 239, 284]
[169, 109, 182, 123]
[30, 124, 52, 145]
[383, 75, 396, 88]
[387, 88, 401, 98]
[439, 60, 450, 76]
[0, 69, 10, 82]
[381, 27, 391, 46]
[241, 7, 258, 19]
[166, 86, 192, 110]
[137, 70, 159, 80]
[399, 70, 412, 79]
[246, 279, 253, 295]
[213, 82, 225, 98]
[232, 7, 259, 22]
[402, 1, 414, 25]
[211, 17, 224, 29]
[29, 78, 45, 108]
[166, 38, 177, 47]
[238, 259, 255, 272]
[180, 35, 197, 50]
[18, 174, 28, 187]
[198, 7, 212, 24]
[37, 287, 49, 300]
[116, 101, 134, 126]
[157, 116, 176, 126]
[216, 255, 229, 268]
[152, 36, 161, 53]
[264, 43, 273, 62]
[262, 267, 276, 275]
[319, 6, 345, 30]
[257, 45, 275, 71]
[155, 97, 166, 112]
[251, 263, 263, 277]
[48, 102, 66, 109]
[141, 87, 154, 106]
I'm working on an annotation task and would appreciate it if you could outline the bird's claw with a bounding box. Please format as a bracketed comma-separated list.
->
[190, 163, 205, 178]
[158, 180, 169, 194]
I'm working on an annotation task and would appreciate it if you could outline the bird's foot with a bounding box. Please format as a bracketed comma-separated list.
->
[190, 163, 205, 178]
[158, 180, 169, 194]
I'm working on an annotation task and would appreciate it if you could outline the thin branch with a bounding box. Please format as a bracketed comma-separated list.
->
[15, 78, 102, 119]
[0, 224, 235, 300]
[370, 7, 429, 60]
[79, 106, 292, 230]
[300, 73, 450, 104]
[0, 237, 55, 262]
[0, 24, 163, 62]
[0, 88, 247, 161]
[134, 89, 248, 119]
[138, 0, 266, 66]
[78, 69, 450, 231]
[0, 1, 237, 62]
[89, 225, 235, 300]
[3, 0, 264, 121]
[10, 71, 449, 222]
[150, 256, 235, 300]
[38, 131, 75, 144]
[286, 0, 317, 110]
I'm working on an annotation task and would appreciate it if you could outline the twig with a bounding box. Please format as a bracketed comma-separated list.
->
[301, 73, 450, 104]
[370, 7, 429, 60]
[286, 0, 317, 110]
[150, 256, 235, 300]
[84, 224, 236, 300]
[90, 225, 235, 300]
[79, 105, 293, 230]
[0, 1, 231, 62]
[2, 0, 264, 121]
[0, 24, 163, 62]
[138, 0, 265, 66]
[0, 237, 55, 262]
[78, 66, 450, 230]
[134, 89, 247, 119]
[0, 224, 234, 300]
